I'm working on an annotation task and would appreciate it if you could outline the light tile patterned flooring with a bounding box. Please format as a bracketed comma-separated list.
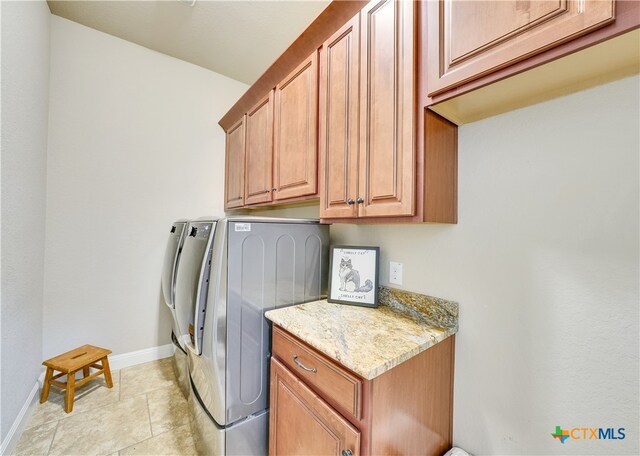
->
[13, 358, 197, 456]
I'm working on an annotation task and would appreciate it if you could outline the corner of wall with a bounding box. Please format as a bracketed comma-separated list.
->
[0, 0, 52, 445]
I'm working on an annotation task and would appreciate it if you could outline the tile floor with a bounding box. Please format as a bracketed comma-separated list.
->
[13, 358, 197, 456]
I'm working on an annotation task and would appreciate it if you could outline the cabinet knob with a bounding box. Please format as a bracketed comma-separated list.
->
[347, 198, 355, 205]
[356, 197, 364, 204]
[342, 450, 353, 456]
[272, 188, 277, 192]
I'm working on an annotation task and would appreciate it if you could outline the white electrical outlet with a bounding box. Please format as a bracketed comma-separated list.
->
[389, 261, 403, 285]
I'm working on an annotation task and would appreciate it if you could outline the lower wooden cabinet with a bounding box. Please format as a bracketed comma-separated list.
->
[269, 325, 455, 456]
[269, 358, 361, 456]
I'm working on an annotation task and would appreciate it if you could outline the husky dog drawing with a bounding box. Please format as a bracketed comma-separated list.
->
[338, 257, 373, 293]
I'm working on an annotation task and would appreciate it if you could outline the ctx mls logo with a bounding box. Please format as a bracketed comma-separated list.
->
[551, 425, 625, 443]
[551, 426, 570, 443]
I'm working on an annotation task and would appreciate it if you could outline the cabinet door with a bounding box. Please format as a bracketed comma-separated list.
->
[319, 14, 361, 219]
[224, 117, 245, 210]
[427, 0, 615, 96]
[273, 52, 319, 201]
[269, 358, 360, 456]
[358, 0, 415, 218]
[245, 91, 274, 206]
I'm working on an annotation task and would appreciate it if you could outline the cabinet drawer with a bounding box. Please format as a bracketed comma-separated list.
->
[272, 326, 362, 420]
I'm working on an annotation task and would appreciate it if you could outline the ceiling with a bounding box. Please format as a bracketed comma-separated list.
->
[47, 0, 330, 85]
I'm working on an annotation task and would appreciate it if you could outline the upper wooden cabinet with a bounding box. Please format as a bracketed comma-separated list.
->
[320, 0, 457, 222]
[221, 0, 636, 216]
[319, 14, 360, 219]
[244, 91, 274, 206]
[427, 0, 616, 96]
[224, 117, 245, 210]
[273, 52, 319, 201]
[222, 0, 458, 222]
[358, 0, 415, 218]
[320, 0, 416, 220]
[224, 55, 320, 211]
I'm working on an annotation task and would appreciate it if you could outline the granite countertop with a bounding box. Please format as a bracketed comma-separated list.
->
[265, 286, 458, 380]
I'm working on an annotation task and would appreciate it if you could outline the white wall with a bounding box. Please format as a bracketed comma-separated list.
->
[331, 76, 639, 455]
[253, 76, 640, 455]
[43, 16, 247, 359]
[0, 0, 51, 443]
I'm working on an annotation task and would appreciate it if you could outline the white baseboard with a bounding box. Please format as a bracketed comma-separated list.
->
[0, 381, 40, 456]
[0, 343, 175, 455]
[108, 343, 175, 371]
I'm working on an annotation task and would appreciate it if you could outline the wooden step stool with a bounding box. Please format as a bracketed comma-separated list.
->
[40, 344, 113, 413]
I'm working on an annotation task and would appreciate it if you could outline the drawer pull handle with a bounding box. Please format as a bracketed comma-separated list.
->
[342, 450, 353, 456]
[293, 355, 317, 373]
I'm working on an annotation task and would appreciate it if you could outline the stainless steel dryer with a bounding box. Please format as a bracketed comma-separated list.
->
[186, 217, 329, 456]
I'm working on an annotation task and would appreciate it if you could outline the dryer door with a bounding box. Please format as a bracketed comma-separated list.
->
[188, 220, 228, 427]
[174, 222, 215, 345]
[161, 221, 187, 309]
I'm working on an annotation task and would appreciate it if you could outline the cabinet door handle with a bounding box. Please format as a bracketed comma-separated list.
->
[347, 198, 355, 205]
[293, 355, 317, 373]
[342, 450, 353, 456]
[356, 197, 364, 204]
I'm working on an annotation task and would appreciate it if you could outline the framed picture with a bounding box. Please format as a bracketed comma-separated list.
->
[328, 245, 379, 307]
